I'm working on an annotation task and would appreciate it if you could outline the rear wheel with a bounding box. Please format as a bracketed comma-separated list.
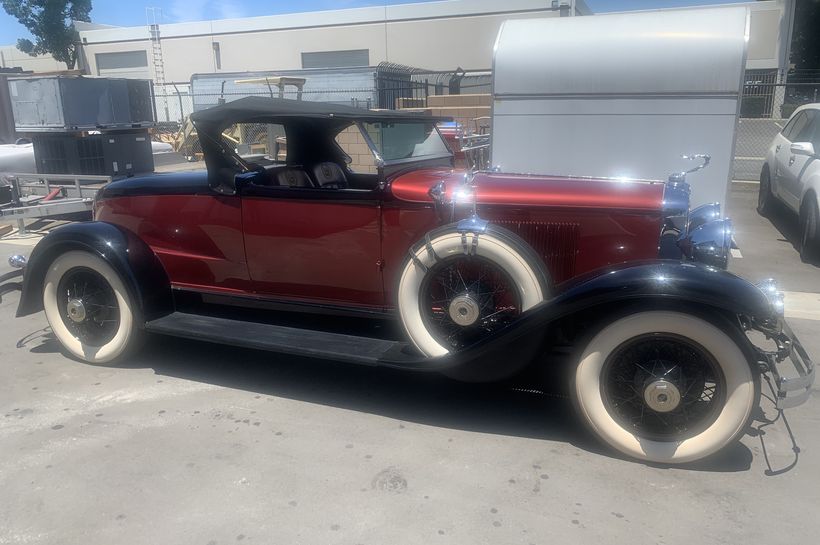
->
[398, 224, 548, 357]
[43, 251, 140, 364]
[757, 167, 774, 216]
[572, 311, 757, 464]
[799, 197, 820, 264]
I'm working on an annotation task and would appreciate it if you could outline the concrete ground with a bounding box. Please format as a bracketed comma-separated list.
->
[1, 183, 819, 545]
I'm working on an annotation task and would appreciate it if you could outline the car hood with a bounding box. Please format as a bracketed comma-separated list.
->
[390, 169, 665, 211]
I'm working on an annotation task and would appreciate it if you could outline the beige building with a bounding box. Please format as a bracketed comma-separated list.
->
[0, 45, 64, 73]
[0, 0, 793, 81]
[70, 0, 589, 83]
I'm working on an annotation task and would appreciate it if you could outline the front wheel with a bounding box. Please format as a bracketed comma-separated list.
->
[43, 250, 140, 364]
[799, 197, 820, 264]
[572, 311, 758, 464]
[757, 167, 774, 216]
[398, 224, 549, 357]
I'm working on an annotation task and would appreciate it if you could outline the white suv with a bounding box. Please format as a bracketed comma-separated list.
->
[759, 103, 820, 263]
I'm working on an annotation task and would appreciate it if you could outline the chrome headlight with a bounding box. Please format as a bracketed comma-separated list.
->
[662, 180, 691, 231]
[756, 278, 785, 317]
[687, 202, 721, 232]
[679, 218, 733, 269]
[8, 255, 27, 269]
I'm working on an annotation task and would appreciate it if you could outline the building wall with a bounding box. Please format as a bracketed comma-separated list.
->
[76, 0, 571, 83]
[0, 0, 788, 82]
[0, 46, 64, 72]
[745, 0, 790, 71]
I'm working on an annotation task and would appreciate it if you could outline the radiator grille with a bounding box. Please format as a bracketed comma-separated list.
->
[494, 221, 580, 283]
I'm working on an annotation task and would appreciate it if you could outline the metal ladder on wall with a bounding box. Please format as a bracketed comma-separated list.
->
[147, 7, 169, 122]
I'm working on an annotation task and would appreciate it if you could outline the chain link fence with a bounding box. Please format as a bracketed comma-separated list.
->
[146, 69, 819, 179]
[147, 73, 492, 160]
[734, 73, 820, 181]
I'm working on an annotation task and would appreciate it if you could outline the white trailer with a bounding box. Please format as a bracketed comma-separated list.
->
[490, 6, 749, 208]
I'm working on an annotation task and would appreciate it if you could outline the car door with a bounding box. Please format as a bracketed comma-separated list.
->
[770, 115, 798, 199]
[235, 120, 385, 311]
[780, 110, 818, 210]
[774, 110, 813, 210]
[241, 185, 385, 309]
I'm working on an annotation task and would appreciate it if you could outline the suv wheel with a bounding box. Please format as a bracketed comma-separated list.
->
[757, 167, 774, 216]
[799, 197, 820, 264]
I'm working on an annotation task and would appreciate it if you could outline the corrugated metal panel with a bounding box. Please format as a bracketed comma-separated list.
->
[9, 76, 154, 131]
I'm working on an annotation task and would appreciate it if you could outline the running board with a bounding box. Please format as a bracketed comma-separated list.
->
[144, 312, 422, 366]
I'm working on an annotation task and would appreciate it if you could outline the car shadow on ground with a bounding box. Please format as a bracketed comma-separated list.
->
[763, 203, 819, 266]
[26, 330, 754, 473]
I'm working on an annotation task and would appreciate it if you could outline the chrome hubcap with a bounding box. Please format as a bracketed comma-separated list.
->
[643, 379, 682, 413]
[66, 298, 87, 323]
[448, 294, 480, 326]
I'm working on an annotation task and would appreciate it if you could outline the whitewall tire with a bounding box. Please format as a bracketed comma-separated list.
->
[398, 225, 548, 357]
[573, 311, 756, 464]
[43, 250, 139, 364]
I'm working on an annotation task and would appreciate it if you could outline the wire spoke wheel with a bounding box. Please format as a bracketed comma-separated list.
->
[600, 333, 727, 441]
[56, 267, 121, 348]
[419, 255, 522, 350]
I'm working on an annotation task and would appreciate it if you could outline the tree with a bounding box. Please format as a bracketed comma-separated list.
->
[790, 0, 820, 70]
[1, 1, 92, 70]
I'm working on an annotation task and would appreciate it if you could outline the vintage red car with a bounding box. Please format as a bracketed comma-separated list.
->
[1, 97, 812, 464]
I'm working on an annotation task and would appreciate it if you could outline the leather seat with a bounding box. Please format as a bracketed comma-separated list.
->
[312, 162, 348, 188]
[276, 168, 315, 188]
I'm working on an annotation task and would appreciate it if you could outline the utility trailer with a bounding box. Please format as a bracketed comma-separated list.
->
[490, 6, 749, 208]
[0, 173, 108, 236]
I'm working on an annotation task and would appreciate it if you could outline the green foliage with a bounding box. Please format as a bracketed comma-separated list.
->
[1, 1, 92, 70]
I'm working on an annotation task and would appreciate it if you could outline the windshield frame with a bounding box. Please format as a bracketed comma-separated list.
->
[356, 120, 453, 167]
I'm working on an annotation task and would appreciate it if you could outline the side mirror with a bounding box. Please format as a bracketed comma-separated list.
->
[790, 142, 816, 156]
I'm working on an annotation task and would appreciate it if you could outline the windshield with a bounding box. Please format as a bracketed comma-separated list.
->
[361, 121, 451, 162]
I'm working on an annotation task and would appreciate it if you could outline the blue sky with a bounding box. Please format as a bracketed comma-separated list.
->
[1, 0, 750, 45]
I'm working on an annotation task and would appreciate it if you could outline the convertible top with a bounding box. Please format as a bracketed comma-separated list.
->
[191, 96, 453, 195]
[190, 96, 448, 125]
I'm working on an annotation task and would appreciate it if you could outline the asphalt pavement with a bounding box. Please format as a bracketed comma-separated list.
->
[1, 183, 818, 545]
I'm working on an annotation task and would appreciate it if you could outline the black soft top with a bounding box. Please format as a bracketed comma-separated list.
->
[190, 97, 451, 195]
[190, 96, 446, 125]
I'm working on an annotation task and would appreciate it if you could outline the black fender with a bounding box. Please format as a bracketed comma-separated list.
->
[15, 221, 172, 323]
[549, 260, 773, 320]
[437, 260, 774, 382]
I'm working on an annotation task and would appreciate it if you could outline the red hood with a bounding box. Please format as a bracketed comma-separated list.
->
[390, 169, 665, 211]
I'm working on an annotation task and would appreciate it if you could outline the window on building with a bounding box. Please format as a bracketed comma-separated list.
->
[212, 42, 221, 70]
[95, 51, 148, 76]
[301, 49, 369, 69]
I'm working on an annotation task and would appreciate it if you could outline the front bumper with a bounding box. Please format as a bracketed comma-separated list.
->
[762, 320, 815, 410]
